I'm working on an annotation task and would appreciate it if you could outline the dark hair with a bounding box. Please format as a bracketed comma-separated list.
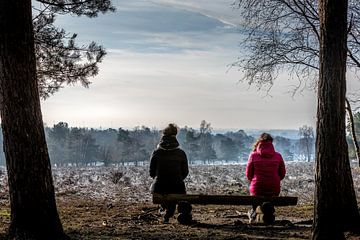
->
[253, 133, 273, 151]
[162, 123, 178, 136]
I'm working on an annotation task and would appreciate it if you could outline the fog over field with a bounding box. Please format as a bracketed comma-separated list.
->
[1, 162, 359, 206]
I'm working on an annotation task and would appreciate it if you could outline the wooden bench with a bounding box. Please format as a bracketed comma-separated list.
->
[153, 193, 298, 224]
[153, 193, 298, 206]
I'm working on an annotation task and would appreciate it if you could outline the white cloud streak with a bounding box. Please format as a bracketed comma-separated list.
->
[41, 0, 317, 130]
[146, 0, 241, 26]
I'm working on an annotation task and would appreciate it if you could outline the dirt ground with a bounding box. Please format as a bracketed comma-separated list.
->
[0, 196, 359, 239]
[0, 195, 313, 240]
[0, 162, 359, 239]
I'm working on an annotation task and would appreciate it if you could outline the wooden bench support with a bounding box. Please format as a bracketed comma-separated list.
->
[153, 193, 298, 206]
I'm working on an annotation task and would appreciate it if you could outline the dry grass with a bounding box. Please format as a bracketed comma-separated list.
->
[0, 196, 314, 240]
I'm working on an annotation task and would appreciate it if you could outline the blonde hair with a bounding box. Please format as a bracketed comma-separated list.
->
[162, 123, 178, 136]
[253, 133, 273, 151]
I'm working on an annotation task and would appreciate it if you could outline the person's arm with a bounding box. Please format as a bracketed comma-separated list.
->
[181, 152, 189, 180]
[149, 151, 158, 179]
[278, 155, 286, 180]
[245, 154, 254, 181]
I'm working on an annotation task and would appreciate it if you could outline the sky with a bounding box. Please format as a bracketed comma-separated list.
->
[40, 0, 322, 130]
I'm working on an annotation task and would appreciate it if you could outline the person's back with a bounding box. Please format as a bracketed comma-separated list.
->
[246, 133, 286, 197]
[149, 123, 189, 223]
[150, 135, 188, 194]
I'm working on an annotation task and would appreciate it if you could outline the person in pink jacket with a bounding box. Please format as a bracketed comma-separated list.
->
[246, 133, 286, 223]
[246, 133, 286, 197]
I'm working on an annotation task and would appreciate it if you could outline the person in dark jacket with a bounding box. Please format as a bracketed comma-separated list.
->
[149, 123, 189, 223]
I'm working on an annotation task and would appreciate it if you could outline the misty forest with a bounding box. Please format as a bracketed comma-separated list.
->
[0, 0, 360, 240]
[0, 121, 323, 167]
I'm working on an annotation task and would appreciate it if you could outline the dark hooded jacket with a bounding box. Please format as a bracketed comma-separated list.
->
[149, 135, 189, 194]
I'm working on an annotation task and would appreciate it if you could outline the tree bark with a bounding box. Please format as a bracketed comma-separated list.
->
[313, 0, 360, 239]
[345, 98, 360, 166]
[0, 1, 67, 239]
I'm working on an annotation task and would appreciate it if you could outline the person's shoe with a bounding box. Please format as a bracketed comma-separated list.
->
[158, 207, 166, 215]
[247, 209, 257, 223]
[163, 217, 170, 224]
[177, 213, 192, 225]
[260, 202, 275, 224]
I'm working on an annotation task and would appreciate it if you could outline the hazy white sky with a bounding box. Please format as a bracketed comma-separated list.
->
[41, 0, 323, 130]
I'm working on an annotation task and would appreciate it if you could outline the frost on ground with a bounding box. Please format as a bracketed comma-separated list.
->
[0, 162, 359, 205]
[51, 162, 319, 205]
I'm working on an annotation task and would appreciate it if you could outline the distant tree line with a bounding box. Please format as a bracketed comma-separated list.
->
[0, 117, 357, 167]
[4, 119, 355, 166]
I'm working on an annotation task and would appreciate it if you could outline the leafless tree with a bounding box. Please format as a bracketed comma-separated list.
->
[314, 0, 360, 237]
[232, 0, 360, 163]
[233, 0, 360, 237]
[346, 98, 360, 165]
[298, 125, 314, 162]
[232, 0, 360, 90]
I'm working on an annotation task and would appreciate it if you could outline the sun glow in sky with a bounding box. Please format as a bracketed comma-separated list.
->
[40, 0, 323, 130]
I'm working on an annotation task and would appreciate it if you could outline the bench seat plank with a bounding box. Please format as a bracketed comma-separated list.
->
[153, 193, 298, 206]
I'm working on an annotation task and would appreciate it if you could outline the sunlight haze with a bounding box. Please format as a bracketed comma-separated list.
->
[40, 0, 321, 130]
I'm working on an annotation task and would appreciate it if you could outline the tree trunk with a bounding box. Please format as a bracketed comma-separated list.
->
[0, 1, 67, 239]
[345, 98, 360, 166]
[306, 140, 311, 162]
[313, 0, 360, 239]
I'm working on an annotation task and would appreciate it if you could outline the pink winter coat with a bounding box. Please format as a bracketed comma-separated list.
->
[246, 141, 286, 196]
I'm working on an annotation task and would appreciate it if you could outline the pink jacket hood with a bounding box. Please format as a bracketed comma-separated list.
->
[256, 141, 275, 158]
[246, 141, 286, 197]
